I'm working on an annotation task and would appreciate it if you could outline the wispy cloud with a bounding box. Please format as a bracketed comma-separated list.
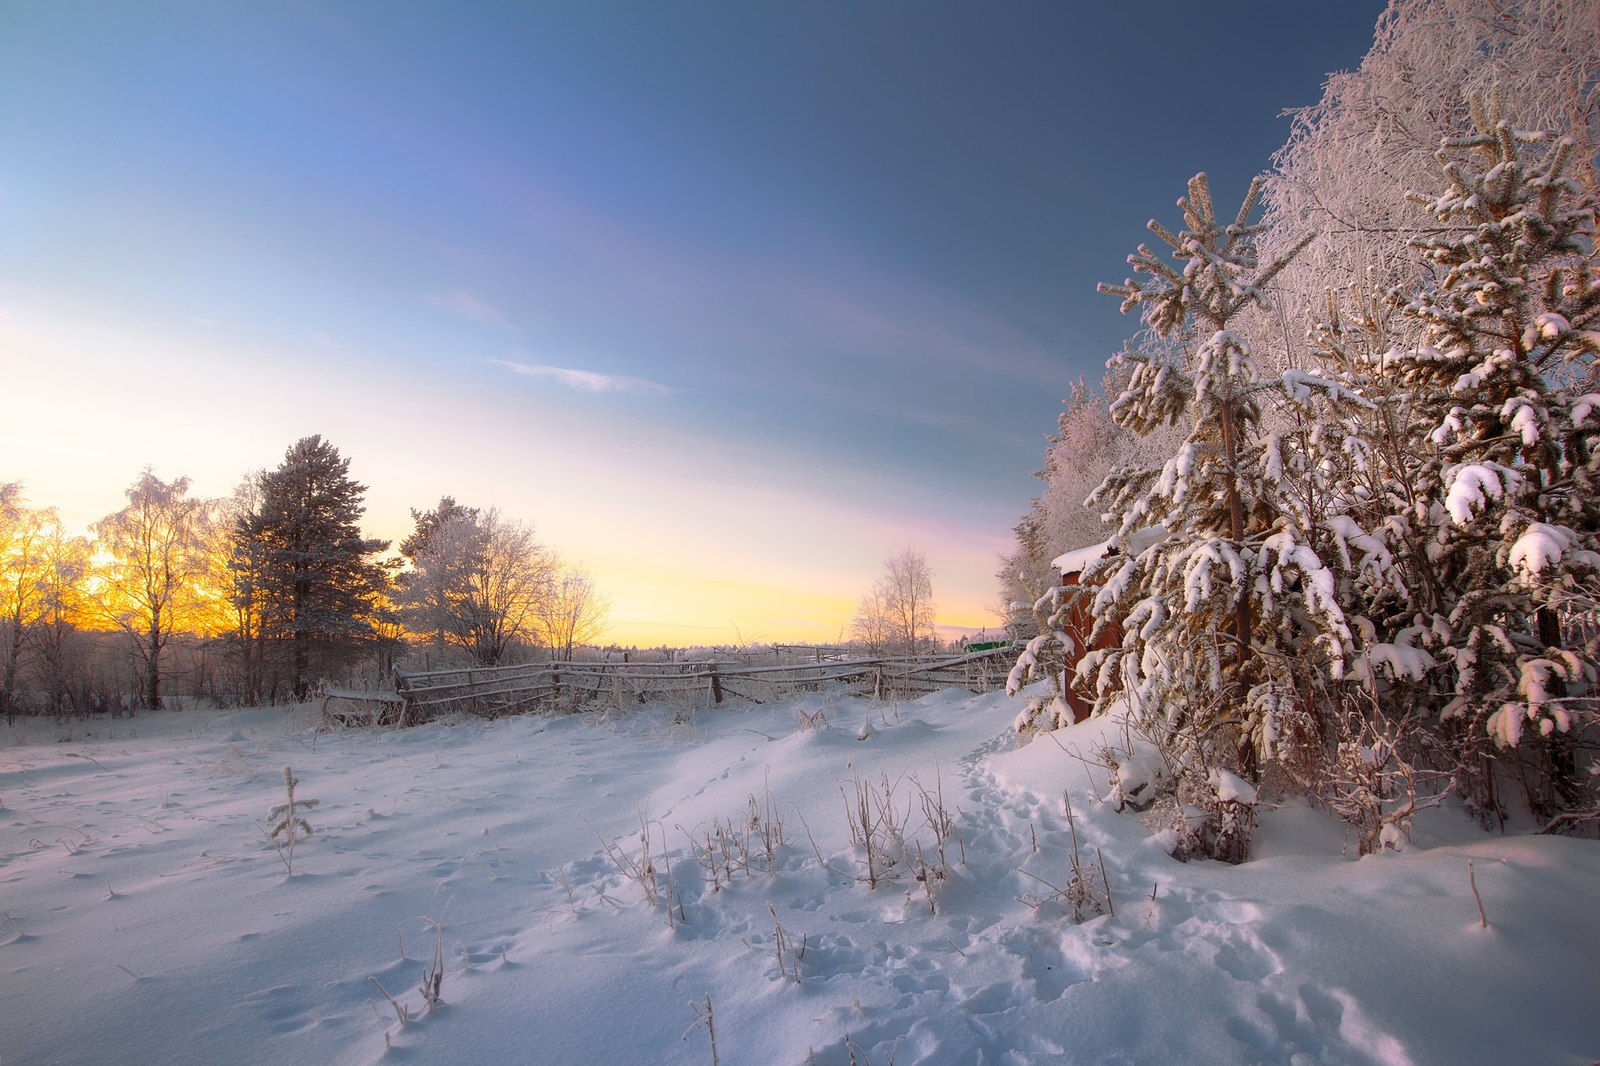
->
[427, 289, 514, 331]
[490, 358, 674, 396]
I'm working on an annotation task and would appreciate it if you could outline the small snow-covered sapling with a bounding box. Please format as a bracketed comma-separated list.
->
[269, 766, 319, 846]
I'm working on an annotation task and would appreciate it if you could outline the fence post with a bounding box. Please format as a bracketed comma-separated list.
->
[393, 670, 417, 727]
[709, 663, 724, 705]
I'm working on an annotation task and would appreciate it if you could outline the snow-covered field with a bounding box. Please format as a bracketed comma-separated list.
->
[3, 687, 1597, 1065]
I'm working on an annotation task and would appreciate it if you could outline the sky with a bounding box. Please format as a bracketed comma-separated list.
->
[0, 0, 1388, 648]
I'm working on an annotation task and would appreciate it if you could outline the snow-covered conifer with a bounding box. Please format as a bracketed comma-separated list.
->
[237, 436, 390, 700]
[1364, 97, 1600, 821]
[1079, 173, 1361, 844]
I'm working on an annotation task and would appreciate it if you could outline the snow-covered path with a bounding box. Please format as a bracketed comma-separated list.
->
[3, 689, 1597, 1065]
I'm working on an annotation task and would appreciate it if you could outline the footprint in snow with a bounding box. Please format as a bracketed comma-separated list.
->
[1228, 982, 1408, 1066]
[1212, 927, 1282, 982]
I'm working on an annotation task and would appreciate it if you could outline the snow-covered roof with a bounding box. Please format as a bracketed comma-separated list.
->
[1051, 526, 1169, 576]
[1051, 540, 1111, 576]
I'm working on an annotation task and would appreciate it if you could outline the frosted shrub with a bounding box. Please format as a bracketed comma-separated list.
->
[796, 706, 830, 733]
[588, 810, 686, 928]
[1019, 790, 1111, 922]
[1146, 766, 1257, 866]
[840, 770, 910, 891]
[418, 913, 445, 1012]
[1320, 704, 1454, 854]
[683, 787, 788, 890]
[799, 766, 961, 909]
[1011, 692, 1072, 744]
[1103, 748, 1167, 814]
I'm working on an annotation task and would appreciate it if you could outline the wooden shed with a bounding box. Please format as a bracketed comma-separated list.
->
[1049, 528, 1161, 723]
[1050, 540, 1119, 724]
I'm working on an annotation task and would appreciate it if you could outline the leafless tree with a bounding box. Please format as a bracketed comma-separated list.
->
[1, 485, 52, 722]
[396, 496, 479, 652]
[92, 470, 213, 710]
[876, 548, 935, 653]
[999, 374, 1184, 631]
[533, 562, 609, 661]
[219, 471, 275, 703]
[849, 585, 893, 653]
[399, 506, 554, 666]
[28, 519, 91, 717]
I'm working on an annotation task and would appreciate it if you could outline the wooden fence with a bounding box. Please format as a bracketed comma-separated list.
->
[366, 645, 1017, 725]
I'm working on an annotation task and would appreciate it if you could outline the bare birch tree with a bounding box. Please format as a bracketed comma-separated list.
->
[533, 563, 609, 661]
[397, 504, 554, 666]
[877, 548, 935, 653]
[850, 585, 893, 653]
[1, 484, 51, 722]
[92, 470, 212, 710]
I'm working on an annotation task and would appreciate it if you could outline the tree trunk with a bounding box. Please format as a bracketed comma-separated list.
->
[1218, 397, 1253, 666]
[1535, 604, 1577, 812]
[293, 629, 309, 701]
[1219, 395, 1259, 782]
[146, 616, 164, 710]
[2, 619, 22, 725]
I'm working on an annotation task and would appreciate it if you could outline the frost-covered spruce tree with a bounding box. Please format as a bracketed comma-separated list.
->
[1077, 175, 1366, 859]
[1366, 97, 1600, 824]
[1296, 292, 1448, 719]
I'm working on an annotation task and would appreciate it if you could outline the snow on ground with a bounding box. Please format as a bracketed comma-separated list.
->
[3, 687, 1597, 1065]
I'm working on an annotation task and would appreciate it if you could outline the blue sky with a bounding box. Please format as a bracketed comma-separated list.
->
[0, 1, 1387, 645]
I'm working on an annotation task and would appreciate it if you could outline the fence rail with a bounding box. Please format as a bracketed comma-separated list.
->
[380, 645, 1017, 725]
